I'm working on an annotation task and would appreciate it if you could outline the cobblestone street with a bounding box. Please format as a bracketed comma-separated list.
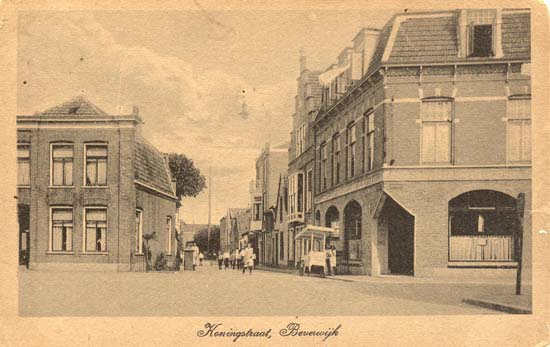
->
[19, 261, 509, 316]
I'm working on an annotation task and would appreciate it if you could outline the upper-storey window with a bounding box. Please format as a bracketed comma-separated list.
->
[296, 124, 307, 156]
[321, 142, 328, 190]
[85, 144, 107, 186]
[421, 99, 452, 164]
[346, 123, 356, 179]
[332, 133, 341, 185]
[467, 10, 496, 57]
[17, 144, 30, 186]
[363, 110, 375, 172]
[51, 143, 74, 186]
[507, 97, 531, 163]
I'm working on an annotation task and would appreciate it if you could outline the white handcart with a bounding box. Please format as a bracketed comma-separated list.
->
[295, 225, 335, 278]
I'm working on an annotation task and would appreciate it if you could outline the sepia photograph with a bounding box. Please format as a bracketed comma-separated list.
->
[2, 1, 549, 346]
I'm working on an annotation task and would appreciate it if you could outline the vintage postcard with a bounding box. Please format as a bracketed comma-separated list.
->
[0, 0, 549, 346]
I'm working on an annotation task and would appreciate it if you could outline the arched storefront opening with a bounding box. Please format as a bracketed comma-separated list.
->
[449, 190, 518, 262]
[325, 206, 340, 228]
[343, 200, 362, 264]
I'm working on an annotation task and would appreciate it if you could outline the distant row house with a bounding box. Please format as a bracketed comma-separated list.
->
[17, 96, 178, 271]
[257, 8, 531, 280]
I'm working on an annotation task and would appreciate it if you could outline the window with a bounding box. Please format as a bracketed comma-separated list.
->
[296, 124, 307, 156]
[166, 216, 172, 254]
[321, 143, 328, 190]
[306, 169, 313, 211]
[507, 97, 531, 163]
[346, 124, 356, 179]
[467, 10, 496, 58]
[85, 144, 107, 186]
[253, 201, 261, 221]
[332, 134, 340, 185]
[280, 232, 284, 260]
[135, 209, 143, 254]
[50, 207, 73, 252]
[364, 112, 375, 172]
[51, 144, 74, 186]
[84, 208, 107, 252]
[17, 144, 30, 186]
[297, 172, 304, 213]
[421, 100, 452, 163]
[279, 197, 284, 222]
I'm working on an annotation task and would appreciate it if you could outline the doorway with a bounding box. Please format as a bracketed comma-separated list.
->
[18, 204, 30, 268]
[382, 197, 414, 276]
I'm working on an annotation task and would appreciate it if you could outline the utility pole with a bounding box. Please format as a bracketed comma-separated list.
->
[207, 166, 212, 253]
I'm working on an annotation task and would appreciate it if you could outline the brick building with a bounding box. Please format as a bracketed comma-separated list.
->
[254, 142, 288, 266]
[312, 8, 531, 279]
[286, 51, 323, 268]
[219, 208, 249, 252]
[17, 96, 178, 271]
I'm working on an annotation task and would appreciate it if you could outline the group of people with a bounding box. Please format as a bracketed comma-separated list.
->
[214, 244, 255, 274]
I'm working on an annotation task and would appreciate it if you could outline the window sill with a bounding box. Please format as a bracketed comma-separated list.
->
[134, 253, 144, 256]
[46, 251, 74, 255]
[448, 261, 518, 268]
[48, 186, 75, 189]
[82, 186, 108, 189]
[81, 252, 109, 255]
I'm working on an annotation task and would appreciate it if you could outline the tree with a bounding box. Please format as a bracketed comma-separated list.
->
[167, 153, 206, 206]
[194, 225, 220, 255]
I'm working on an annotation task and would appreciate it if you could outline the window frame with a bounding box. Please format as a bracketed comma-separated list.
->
[83, 206, 108, 253]
[135, 209, 143, 254]
[420, 98, 453, 164]
[166, 216, 173, 255]
[306, 169, 313, 212]
[50, 142, 74, 187]
[49, 206, 74, 253]
[17, 143, 31, 187]
[363, 109, 375, 172]
[506, 95, 531, 164]
[84, 143, 108, 187]
[466, 9, 497, 58]
[346, 123, 357, 179]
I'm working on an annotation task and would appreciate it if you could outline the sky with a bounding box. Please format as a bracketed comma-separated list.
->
[17, 9, 395, 224]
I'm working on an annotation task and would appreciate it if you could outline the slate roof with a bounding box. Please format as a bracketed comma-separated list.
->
[40, 95, 108, 116]
[501, 12, 531, 58]
[389, 15, 458, 63]
[134, 135, 175, 197]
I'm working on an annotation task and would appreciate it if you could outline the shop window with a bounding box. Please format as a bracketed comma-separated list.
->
[449, 190, 517, 262]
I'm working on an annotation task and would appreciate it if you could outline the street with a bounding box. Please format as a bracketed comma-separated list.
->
[19, 261, 506, 316]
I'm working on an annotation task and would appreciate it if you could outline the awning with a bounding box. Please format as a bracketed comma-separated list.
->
[318, 64, 349, 86]
[295, 225, 335, 240]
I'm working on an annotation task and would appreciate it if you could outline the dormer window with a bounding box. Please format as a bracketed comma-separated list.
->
[470, 24, 493, 57]
[465, 9, 501, 58]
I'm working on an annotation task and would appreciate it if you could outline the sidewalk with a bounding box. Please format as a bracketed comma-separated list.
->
[463, 293, 532, 314]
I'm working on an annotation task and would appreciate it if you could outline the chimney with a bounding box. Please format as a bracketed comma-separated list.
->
[352, 27, 381, 79]
[299, 48, 307, 72]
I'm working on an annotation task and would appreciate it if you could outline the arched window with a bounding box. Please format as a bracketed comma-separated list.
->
[449, 190, 517, 262]
[344, 200, 362, 261]
[325, 206, 339, 229]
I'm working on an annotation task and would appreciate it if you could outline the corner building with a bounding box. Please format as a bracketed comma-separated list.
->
[313, 9, 531, 279]
[17, 96, 177, 271]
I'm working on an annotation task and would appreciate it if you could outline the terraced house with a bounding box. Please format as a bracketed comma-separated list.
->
[312, 8, 531, 279]
[17, 96, 178, 271]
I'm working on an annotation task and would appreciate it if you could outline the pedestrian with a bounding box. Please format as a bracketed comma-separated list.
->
[242, 244, 254, 275]
[192, 243, 199, 271]
[217, 251, 223, 270]
[329, 245, 337, 276]
[198, 251, 204, 266]
[240, 247, 247, 274]
[223, 249, 230, 269]
[235, 248, 242, 270]
[325, 245, 332, 276]
[230, 249, 236, 269]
